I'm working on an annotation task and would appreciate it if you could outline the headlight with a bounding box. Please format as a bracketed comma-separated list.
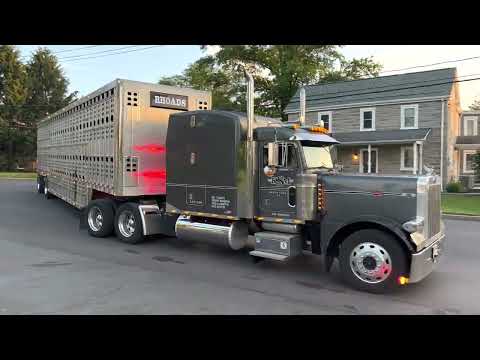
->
[402, 216, 424, 233]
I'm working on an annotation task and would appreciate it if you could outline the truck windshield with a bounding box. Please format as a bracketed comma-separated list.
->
[302, 146, 334, 169]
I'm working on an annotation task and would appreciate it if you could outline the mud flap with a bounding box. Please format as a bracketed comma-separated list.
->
[79, 207, 88, 230]
[323, 254, 334, 273]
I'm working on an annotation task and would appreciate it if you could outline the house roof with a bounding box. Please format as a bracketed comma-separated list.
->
[456, 135, 480, 145]
[285, 68, 456, 113]
[333, 128, 431, 145]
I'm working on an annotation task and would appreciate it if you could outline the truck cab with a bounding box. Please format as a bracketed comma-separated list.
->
[165, 110, 445, 293]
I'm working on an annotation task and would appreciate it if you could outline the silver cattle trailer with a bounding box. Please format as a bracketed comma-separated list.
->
[36, 79, 211, 242]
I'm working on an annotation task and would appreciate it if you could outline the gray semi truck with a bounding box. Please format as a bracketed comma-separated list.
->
[36, 74, 445, 293]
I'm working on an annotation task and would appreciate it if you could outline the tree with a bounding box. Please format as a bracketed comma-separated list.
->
[0, 45, 28, 171]
[159, 56, 246, 112]
[470, 98, 480, 111]
[21, 47, 78, 163]
[160, 45, 382, 120]
[24, 47, 77, 124]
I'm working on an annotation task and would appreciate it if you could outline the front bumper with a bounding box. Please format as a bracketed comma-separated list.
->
[408, 232, 445, 283]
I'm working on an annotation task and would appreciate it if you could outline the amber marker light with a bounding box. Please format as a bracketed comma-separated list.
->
[398, 276, 409, 285]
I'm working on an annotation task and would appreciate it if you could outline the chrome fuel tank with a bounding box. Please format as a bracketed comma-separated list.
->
[175, 216, 248, 250]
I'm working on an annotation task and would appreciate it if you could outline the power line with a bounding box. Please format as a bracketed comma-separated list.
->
[380, 55, 480, 74]
[51, 45, 101, 55]
[60, 45, 162, 62]
[2, 73, 480, 110]
[289, 73, 480, 104]
[57, 45, 143, 60]
[19, 45, 101, 60]
[288, 76, 480, 106]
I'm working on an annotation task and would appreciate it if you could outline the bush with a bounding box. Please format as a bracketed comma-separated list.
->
[446, 181, 464, 193]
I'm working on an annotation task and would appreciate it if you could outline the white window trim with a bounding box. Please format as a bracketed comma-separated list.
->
[400, 104, 419, 130]
[359, 148, 379, 173]
[464, 116, 478, 136]
[360, 107, 376, 131]
[318, 111, 333, 133]
[400, 145, 415, 171]
[463, 150, 477, 174]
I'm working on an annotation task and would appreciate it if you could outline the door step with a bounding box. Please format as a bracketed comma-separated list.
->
[249, 250, 289, 261]
[250, 231, 303, 262]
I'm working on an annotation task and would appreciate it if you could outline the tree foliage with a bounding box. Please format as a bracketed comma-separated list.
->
[470, 98, 480, 111]
[0, 45, 28, 170]
[159, 45, 382, 120]
[0, 46, 77, 170]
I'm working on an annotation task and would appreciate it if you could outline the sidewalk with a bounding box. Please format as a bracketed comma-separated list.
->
[443, 213, 480, 222]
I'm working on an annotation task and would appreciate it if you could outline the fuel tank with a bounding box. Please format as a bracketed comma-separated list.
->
[175, 215, 249, 250]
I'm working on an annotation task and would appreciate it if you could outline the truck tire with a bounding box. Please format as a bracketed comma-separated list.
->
[114, 202, 144, 244]
[37, 176, 45, 194]
[43, 177, 54, 199]
[86, 199, 115, 238]
[338, 229, 409, 293]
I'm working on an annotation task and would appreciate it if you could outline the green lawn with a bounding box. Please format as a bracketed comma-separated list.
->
[442, 194, 480, 216]
[0, 172, 37, 179]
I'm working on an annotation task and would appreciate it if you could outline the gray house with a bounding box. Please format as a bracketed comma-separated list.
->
[456, 110, 480, 189]
[285, 68, 462, 190]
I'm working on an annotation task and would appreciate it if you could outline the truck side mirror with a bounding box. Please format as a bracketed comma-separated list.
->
[267, 143, 279, 166]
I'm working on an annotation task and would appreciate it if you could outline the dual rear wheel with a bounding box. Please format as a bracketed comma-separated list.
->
[86, 200, 144, 244]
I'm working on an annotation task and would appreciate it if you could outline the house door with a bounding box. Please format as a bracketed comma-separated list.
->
[360, 148, 378, 173]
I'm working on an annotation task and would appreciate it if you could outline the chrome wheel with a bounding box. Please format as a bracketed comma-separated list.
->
[88, 206, 104, 232]
[118, 210, 136, 238]
[349, 242, 392, 284]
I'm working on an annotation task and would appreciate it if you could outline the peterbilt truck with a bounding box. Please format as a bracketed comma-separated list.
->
[36, 74, 445, 293]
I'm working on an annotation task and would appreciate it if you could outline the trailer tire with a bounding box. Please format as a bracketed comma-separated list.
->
[338, 229, 409, 293]
[86, 199, 115, 238]
[114, 202, 144, 244]
[37, 176, 45, 194]
[43, 177, 54, 199]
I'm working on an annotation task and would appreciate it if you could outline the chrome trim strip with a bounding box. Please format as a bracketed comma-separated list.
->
[325, 190, 416, 197]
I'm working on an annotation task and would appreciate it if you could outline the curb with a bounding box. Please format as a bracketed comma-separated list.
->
[442, 214, 480, 222]
[0, 178, 36, 181]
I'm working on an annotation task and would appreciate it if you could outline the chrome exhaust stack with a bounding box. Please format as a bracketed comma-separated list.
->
[244, 69, 255, 219]
[299, 86, 306, 126]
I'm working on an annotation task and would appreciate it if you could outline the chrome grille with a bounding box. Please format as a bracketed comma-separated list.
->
[427, 183, 441, 238]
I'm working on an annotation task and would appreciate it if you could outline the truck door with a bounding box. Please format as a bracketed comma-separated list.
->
[257, 141, 300, 219]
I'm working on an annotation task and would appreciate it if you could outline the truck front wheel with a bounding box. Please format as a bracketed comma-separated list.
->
[86, 199, 115, 237]
[338, 229, 409, 293]
[114, 202, 144, 244]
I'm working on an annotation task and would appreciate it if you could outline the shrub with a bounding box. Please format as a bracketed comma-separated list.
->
[446, 181, 463, 193]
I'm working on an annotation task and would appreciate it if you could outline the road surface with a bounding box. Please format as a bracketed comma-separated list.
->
[0, 179, 477, 314]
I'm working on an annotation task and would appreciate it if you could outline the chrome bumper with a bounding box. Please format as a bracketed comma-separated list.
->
[409, 232, 445, 283]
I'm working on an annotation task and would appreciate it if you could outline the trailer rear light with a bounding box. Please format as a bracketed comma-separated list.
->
[133, 144, 166, 153]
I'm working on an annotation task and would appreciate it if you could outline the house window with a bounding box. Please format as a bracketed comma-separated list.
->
[360, 108, 375, 131]
[464, 116, 478, 136]
[401, 104, 418, 129]
[463, 150, 477, 174]
[400, 146, 414, 171]
[318, 111, 332, 132]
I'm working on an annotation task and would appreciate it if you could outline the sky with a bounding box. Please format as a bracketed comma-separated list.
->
[16, 45, 480, 110]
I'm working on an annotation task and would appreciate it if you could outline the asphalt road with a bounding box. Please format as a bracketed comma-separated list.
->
[0, 179, 479, 314]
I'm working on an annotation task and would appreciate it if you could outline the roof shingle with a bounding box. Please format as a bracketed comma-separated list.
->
[286, 68, 456, 113]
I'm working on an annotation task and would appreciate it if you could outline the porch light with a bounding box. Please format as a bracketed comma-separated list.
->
[352, 153, 359, 161]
